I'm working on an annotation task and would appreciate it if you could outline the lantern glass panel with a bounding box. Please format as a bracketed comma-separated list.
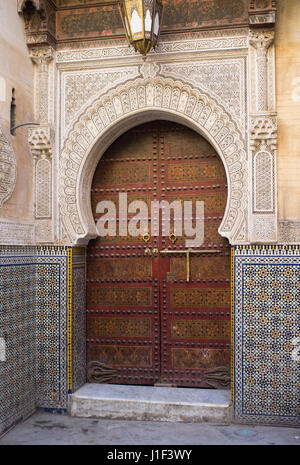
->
[153, 1, 162, 39]
[145, 9, 152, 32]
[125, 0, 144, 40]
[144, 0, 154, 34]
[131, 9, 143, 34]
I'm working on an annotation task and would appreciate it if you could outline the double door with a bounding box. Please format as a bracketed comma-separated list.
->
[86, 121, 231, 388]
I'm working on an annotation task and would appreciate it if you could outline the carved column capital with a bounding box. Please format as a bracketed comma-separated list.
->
[29, 45, 54, 66]
[250, 29, 275, 56]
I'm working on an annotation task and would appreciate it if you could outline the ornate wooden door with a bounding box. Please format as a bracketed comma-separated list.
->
[86, 121, 231, 388]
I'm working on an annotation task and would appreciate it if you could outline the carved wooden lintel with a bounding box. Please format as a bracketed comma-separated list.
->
[18, 0, 56, 49]
[249, 0, 276, 28]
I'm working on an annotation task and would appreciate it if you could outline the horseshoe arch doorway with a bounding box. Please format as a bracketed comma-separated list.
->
[86, 120, 231, 389]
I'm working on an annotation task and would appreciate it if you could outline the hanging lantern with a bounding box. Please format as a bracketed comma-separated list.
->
[119, 0, 163, 57]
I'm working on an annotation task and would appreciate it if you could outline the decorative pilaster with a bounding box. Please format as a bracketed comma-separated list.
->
[250, 30, 274, 113]
[249, 20, 277, 244]
[29, 46, 54, 124]
[28, 46, 55, 244]
[249, 114, 277, 243]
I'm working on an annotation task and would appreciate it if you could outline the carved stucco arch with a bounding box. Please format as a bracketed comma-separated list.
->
[59, 76, 248, 245]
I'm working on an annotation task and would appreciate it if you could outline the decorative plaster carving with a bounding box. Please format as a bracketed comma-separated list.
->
[250, 216, 277, 243]
[250, 30, 274, 112]
[250, 114, 276, 214]
[28, 125, 53, 223]
[249, 113, 277, 242]
[254, 150, 273, 212]
[140, 62, 160, 79]
[161, 59, 246, 130]
[35, 158, 52, 219]
[250, 113, 277, 150]
[29, 46, 54, 124]
[59, 75, 248, 246]
[27, 43, 54, 243]
[35, 219, 53, 243]
[279, 220, 300, 245]
[62, 67, 140, 134]
[56, 36, 248, 64]
[0, 126, 17, 210]
[28, 125, 52, 159]
[29, 44, 54, 66]
[61, 58, 246, 140]
[0, 220, 34, 245]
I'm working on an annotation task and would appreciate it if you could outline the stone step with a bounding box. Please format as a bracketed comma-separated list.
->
[69, 384, 232, 424]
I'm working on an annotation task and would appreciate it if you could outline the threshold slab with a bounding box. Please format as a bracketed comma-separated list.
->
[69, 384, 232, 424]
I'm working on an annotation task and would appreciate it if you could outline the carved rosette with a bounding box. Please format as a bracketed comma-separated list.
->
[140, 62, 160, 79]
[0, 126, 17, 210]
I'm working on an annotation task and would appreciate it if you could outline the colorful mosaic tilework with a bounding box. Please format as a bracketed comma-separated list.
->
[0, 246, 86, 434]
[35, 258, 68, 409]
[71, 249, 86, 393]
[233, 245, 300, 426]
[0, 247, 37, 435]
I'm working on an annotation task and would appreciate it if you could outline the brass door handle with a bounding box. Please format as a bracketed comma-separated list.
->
[160, 249, 221, 255]
[160, 248, 221, 282]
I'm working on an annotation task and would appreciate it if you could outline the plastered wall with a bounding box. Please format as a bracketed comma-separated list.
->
[0, 0, 34, 222]
[276, 0, 300, 220]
